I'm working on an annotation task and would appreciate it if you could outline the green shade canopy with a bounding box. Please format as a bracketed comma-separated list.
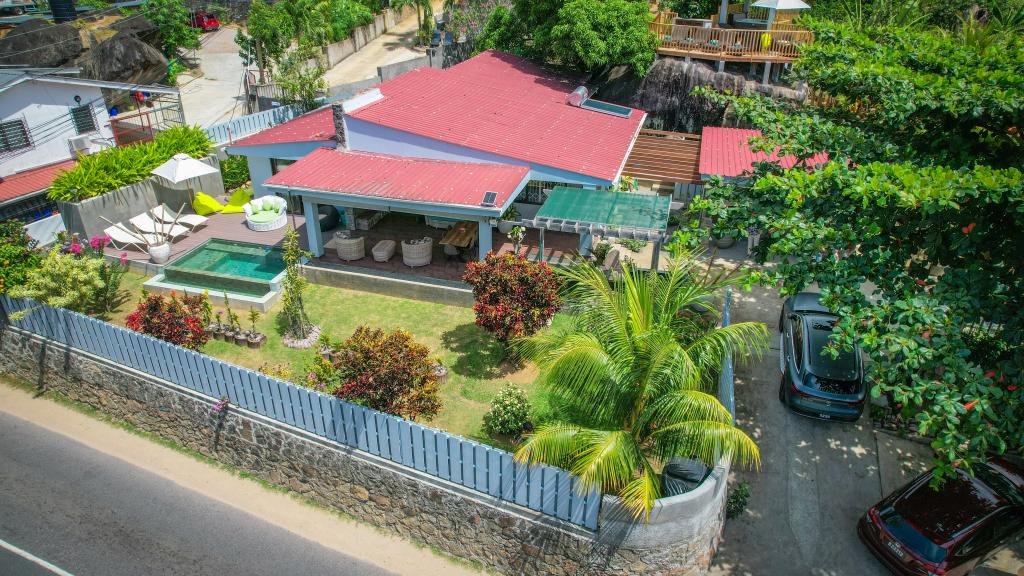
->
[533, 186, 671, 240]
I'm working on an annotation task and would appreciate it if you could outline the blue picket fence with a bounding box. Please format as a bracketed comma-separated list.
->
[204, 105, 306, 145]
[0, 296, 602, 529]
[719, 287, 735, 422]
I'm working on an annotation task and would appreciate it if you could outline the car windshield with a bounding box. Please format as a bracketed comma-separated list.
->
[806, 318, 858, 381]
[880, 507, 948, 564]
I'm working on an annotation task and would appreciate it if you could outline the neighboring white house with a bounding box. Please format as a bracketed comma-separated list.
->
[0, 67, 182, 233]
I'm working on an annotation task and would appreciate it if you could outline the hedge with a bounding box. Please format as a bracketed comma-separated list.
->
[48, 126, 213, 202]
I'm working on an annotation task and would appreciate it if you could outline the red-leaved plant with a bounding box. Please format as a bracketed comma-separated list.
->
[307, 326, 441, 421]
[125, 292, 209, 351]
[462, 252, 562, 341]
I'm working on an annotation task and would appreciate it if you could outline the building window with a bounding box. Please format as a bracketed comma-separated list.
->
[271, 158, 295, 175]
[0, 119, 31, 153]
[70, 105, 97, 134]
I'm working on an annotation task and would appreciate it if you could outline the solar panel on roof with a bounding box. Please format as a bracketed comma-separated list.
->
[580, 99, 632, 118]
[481, 191, 498, 206]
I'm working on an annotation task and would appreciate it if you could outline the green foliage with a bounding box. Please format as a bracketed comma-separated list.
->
[477, 0, 656, 76]
[725, 481, 750, 520]
[691, 20, 1024, 481]
[664, 0, 717, 19]
[513, 257, 768, 519]
[9, 248, 104, 314]
[278, 228, 313, 340]
[165, 58, 185, 85]
[276, 45, 327, 110]
[615, 238, 647, 252]
[220, 155, 250, 190]
[483, 384, 531, 436]
[0, 221, 40, 295]
[462, 252, 563, 341]
[236, 0, 295, 78]
[49, 126, 212, 202]
[125, 292, 210, 350]
[306, 326, 442, 420]
[146, 0, 201, 56]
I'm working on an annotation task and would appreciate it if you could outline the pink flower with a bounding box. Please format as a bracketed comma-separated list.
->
[69, 243, 82, 254]
[120, 252, 128, 265]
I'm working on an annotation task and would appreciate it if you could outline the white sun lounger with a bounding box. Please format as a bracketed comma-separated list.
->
[151, 204, 209, 231]
[103, 224, 161, 252]
[128, 213, 190, 240]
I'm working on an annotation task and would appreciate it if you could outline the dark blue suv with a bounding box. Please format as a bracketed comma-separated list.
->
[778, 292, 865, 422]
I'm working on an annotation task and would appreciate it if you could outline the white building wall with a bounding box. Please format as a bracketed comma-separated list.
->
[0, 81, 115, 177]
[344, 116, 612, 188]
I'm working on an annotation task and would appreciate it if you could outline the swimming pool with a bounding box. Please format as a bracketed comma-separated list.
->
[162, 239, 286, 297]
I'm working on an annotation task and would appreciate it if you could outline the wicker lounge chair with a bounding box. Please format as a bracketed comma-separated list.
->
[336, 236, 365, 261]
[243, 196, 287, 232]
[402, 237, 433, 267]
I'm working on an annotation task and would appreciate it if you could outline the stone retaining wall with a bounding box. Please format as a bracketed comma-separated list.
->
[0, 326, 725, 575]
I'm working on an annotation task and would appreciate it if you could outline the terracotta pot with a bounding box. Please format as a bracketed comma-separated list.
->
[148, 242, 171, 264]
[223, 330, 236, 342]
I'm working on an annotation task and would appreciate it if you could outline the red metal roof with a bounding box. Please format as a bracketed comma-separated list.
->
[264, 148, 530, 208]
[347, 50, 645, 182]
[698, 127, 829, 177]
[229, 107, 336, 148]
[0, 159, 75, 205]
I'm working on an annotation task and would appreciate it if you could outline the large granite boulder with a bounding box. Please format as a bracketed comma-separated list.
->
[0, 19, 84, 67]
[77, 32, 168, 85]
[109, 15, 161, 51]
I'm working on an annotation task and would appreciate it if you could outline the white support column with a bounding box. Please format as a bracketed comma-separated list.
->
[477, 220, 492, 261]
[762, 61, 772, 84]
[717, 60, 725, 72]
[718, 0, 729, 24]
[302, 197, 324, 257]
[579, 232, 593, 257]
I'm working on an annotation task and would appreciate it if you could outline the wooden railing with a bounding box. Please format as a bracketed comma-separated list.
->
[649, 22, 813, 61]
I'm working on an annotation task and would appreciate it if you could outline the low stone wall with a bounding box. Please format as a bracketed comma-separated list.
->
[303, 262, 475, 308]
[0, 326, 727, 576]
[325, 8, 412, 68]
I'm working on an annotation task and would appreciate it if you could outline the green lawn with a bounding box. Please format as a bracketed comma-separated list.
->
[111, 272, 553, 445]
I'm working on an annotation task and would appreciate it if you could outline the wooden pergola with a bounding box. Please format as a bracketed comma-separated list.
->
[622, 129, 702, 190]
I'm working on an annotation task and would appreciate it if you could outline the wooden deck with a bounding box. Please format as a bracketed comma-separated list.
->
[650, 22, 812, 63]
[623, 129, 702, 185]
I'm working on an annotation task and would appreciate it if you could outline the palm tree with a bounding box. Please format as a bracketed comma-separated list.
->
[513, 255, 768, 520]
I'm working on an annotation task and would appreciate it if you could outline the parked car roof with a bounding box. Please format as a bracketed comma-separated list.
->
[803, 315, 859, 381]
[791, 292, 831, 314]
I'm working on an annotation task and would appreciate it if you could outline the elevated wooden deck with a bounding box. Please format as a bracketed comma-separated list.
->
[650, 22, 812, 63]
[623, 129, 702, 185]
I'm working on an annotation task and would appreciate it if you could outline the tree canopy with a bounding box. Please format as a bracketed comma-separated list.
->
[692, 19, 1023, 480]
[477, 0, 656, 76]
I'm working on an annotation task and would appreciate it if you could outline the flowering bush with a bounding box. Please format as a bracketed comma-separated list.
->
[9, 247, 104, 313]
[306, 326, 441, 420]
[0, 221, 40, 294]
[483, 384, 530, 436]
[462, 252, 562, 341]
[125, 292, 209, 350]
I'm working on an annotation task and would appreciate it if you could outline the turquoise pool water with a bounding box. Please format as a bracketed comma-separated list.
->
[163, 239, 285, 296]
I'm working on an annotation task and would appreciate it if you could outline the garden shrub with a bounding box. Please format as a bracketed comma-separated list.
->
[220, 155, 250, 191]
[307, 326, 441, 421]
[0, 220, 40, 294]
[49, 126, 212, 202]
[726, 481, 751, 520]
[483, 384, 531, 436]
[462, 252, 562, 341]
[8, 247, 104, 313]
[125, 292, 210, 350]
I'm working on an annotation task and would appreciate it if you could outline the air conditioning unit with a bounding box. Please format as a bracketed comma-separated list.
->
[68, 134, 91, 154]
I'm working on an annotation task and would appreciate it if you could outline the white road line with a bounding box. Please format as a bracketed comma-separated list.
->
[0, 537, 76, 576]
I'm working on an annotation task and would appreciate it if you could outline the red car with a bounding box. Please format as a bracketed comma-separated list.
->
[858, 457, 1024, 575]
[189, 11, 220, 32]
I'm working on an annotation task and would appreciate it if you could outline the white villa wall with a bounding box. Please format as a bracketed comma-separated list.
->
[0, 81, 114, 177]
[344, 116, 613, 188]
[227, 140, 336, 197]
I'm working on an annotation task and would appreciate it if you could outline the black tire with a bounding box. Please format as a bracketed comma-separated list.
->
[778, 308, 785, 332]
[778, 375, 786, 403]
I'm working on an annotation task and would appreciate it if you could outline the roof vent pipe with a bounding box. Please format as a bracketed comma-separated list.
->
[566, 86, 589, 107]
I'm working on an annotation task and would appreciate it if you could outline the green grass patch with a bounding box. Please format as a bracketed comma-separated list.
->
[111, 272, 554, 444]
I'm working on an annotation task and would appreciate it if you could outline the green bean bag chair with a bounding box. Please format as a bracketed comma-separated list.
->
[192, 191, 224, 216]
[221, 188, 253, 214]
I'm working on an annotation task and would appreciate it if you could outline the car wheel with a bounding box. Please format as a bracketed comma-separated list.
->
[778, 376, 786, 403]
[778, 309, 784, 332]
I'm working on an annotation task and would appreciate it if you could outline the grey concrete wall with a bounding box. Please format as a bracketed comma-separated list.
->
[0, 326, 728, 576]
[58, 155, 224, 239]
[378, 56, 431, 81]
[302, 263, 475, 308]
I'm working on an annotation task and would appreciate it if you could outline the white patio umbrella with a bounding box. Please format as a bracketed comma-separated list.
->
[151, 153, 220, 200]
[751, 0, 811, 26]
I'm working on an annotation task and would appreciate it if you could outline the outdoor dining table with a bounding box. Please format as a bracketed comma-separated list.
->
[438, 220, 478, 260]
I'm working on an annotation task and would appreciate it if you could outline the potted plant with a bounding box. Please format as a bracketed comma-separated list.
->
[246, 308, 265, 349]
[317, 333, 333, 360]
[508, 225, 526, 254]
[497, 204, 520, 234]
[433, 357, 449, 382]
[212, 311, 225, 340]
[230, 311, 247, 345]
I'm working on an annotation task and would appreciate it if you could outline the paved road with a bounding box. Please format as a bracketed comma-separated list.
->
[323, 5, 433, 87]
[710, 284, 888, 576]
[178, 26, 247, 128]
[0, 412, 393, 576]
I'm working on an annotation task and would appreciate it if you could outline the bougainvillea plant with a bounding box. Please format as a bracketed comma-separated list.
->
[125, 292, 210, 351]
[306, 326, 441, 421]
[462, 252, 562, 341]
